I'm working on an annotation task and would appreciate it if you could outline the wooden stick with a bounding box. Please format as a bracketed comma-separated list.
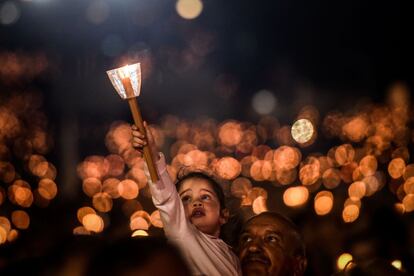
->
[122, 78, 159, 182]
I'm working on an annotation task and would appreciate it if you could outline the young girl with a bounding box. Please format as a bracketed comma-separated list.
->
[132, 124, 242, 276]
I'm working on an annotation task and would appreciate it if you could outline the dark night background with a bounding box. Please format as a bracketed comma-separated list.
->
[0, 0, 413, 275]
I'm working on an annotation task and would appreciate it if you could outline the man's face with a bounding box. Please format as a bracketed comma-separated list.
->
[238, 215, 299, 276]
[178, 178, 224, 237]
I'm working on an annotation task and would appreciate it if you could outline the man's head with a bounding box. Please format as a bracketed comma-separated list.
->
[238, 212, 307, 276]
[176, 172, 229, 237]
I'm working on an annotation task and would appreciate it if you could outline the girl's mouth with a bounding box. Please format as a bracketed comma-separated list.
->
[191, 208, 205, 218]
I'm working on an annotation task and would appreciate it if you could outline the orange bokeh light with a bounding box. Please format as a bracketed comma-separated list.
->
[215, 157, 241, 180]
[82, 213, 104, 233]
[92, 192, 113, 213]
[388, 158, 406, 179]
[314, 191, 334, 215]
[118, 179, 139, 199]
[218, 121, 242, 147]
[38, 178, 58, 200]
[82, 177, 102, 197]
[231, 177, 252, 198]
[11, 210, 30, 230]
[359, 155, 377, 177]
[283, 186, 309, 207]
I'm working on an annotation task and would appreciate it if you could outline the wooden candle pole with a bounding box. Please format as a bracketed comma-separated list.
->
[121, 77, 159, 182]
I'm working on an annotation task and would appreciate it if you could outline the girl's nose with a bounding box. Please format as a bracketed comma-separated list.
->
[193, 201, 203, 207]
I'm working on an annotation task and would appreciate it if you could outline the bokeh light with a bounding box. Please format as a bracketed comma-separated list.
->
[176, 0, 203, 20]
[283, 186, 309, 207]
[251, 90, 277, 115]
[291, 119, 314, 144]
[337, 253, 353, 271]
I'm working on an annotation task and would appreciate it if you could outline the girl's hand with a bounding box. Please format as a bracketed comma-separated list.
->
[131, 122, 159, 162]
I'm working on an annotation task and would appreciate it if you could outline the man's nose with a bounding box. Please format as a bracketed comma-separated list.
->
[247, 238, 263, 252]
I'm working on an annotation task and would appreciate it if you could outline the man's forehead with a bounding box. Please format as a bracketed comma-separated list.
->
[244, 215, 289, 232]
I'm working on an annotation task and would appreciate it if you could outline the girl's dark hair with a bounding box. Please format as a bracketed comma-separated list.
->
[175, 171, 226, 210]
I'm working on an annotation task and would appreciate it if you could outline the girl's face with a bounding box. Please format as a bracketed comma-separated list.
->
[178, 178, 226, 237]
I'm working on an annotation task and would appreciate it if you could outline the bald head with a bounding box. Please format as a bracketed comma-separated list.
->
[238, 212, 307, 276]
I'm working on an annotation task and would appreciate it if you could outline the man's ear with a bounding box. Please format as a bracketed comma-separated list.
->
[219, 208, 230, 225]
[293, 255, 307, 276]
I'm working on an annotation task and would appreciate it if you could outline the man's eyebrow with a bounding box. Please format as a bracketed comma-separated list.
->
[179, 189, 191, 196]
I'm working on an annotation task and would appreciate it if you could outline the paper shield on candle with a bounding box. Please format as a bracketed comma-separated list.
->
[106, 63, 142, 99]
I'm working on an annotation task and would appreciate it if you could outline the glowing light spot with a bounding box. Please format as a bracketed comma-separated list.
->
[275, 168, 297, 185]
[218, 121, 242, 147]
[176, 0, 203, 20]
[342, 205, 360, 223]
[252, 196, 267, 214]
[7, 229, 18, 242]
[402, 194, 414, 212]
[348, 181, 366, 200]
[299, 164, 320, 186]
[82, 177, 102, 197]
[403, 177, 414, 194]
[130, 210, 151, 226]
[240, 156, 258, 177]
[342, 116, 368, 142]
[38, 178, 57, 200]
[73, 226, 91, 236]
[283, 186, 309, 207]
[130, 216, 149, 231]
[250, 160, 272, 181]
[127, 167, 148, 189]
[150, 210, 163, 228]
[77, 207, 96, 224]
[231, 177, 252, 198]
[337, 253, 353, 271]
[0, 1, 20, 25]
[92, 192, 113, 213]
[322, 168, 341, 189]
[403, 164, 414, 180]
[340, 162, 358, 184]
[118, 179, 139, 199]
[291, 119, 314, 144]
[251, 90, 277, 115]
[0, 226, 6, 244]
[314, 191, 333, 215]
[388, 158, 406, 179]
[394, 203, 405, 214]
[131, 229, 148, 237]
[183, 150, 208, 167]
[14, 186, 33, 208]
[273, 146, 301, 171]
[359, 155, 377, 177]
[215, 157, 241, 180]
[391, 260, 402, 271]
[82, 214, 104, 233]
[362, 175, 380, 196]
[102, 178, 120, 198]
[105, 154, 125, 177]
[0, 217, 11, 234]
[335, 144, 355, 165]
[11, 210, 30, 229]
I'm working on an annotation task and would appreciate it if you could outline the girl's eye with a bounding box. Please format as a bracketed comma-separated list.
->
[201, 194, 211, 200]
[181, 196, 191, 204]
